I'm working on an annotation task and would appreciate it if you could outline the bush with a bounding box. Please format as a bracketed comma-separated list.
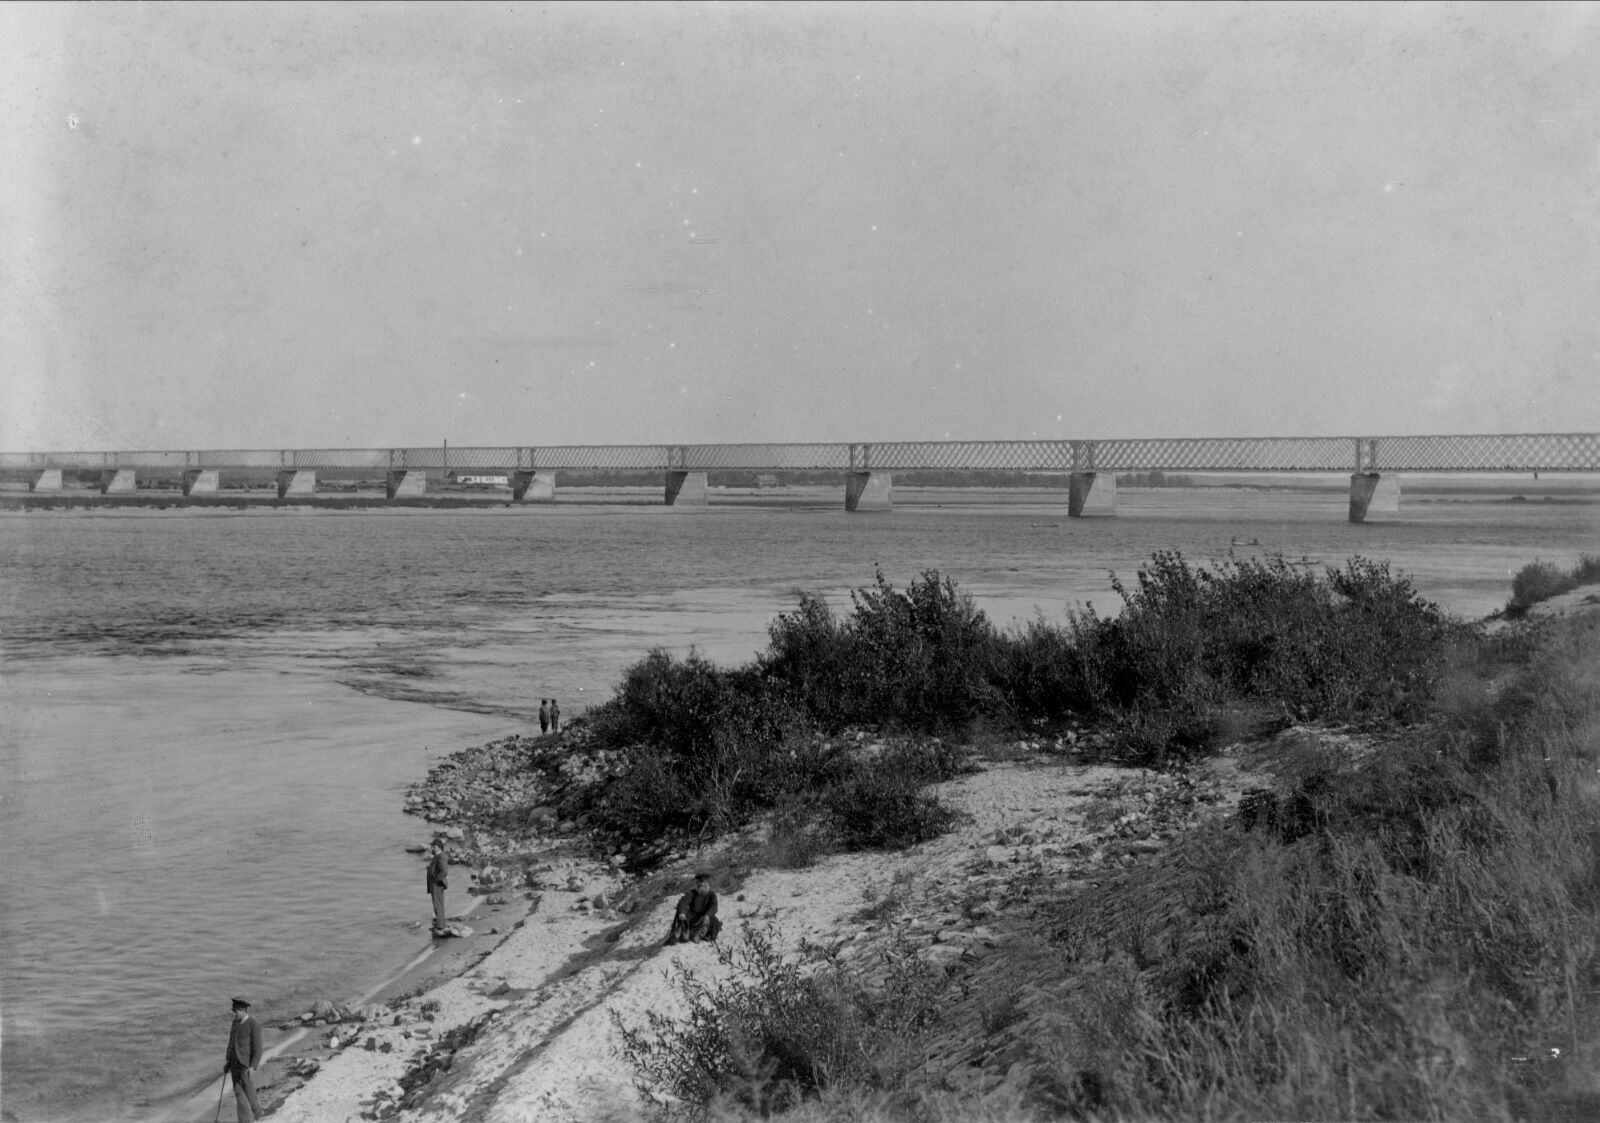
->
[761, 569, 1000, 732]
[989, 614, 1100, 723]
[1044, 552, 1455, 764]
[588, 652, 842, 842]
[615, 925, 949, 1120]
[761, 594, 857, 730]
[829, 751, 969, 852]
[586, 650, 971, 860]
[1508, 554, 1600, 615]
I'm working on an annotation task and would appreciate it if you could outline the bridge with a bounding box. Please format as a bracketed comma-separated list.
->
[3, 432, 1597, 522]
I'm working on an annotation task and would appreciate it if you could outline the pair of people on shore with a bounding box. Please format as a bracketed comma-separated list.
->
[537, 698, 561, 734]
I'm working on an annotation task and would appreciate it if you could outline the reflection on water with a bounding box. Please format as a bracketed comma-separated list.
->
[0, 493, 1595, 1120]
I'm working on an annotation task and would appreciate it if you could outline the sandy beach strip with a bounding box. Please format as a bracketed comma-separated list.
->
[251, 755, 1252, 1123]
[152, 852, 567, 1123]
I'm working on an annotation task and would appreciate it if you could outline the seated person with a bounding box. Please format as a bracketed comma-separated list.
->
[665, 872, 720, 944]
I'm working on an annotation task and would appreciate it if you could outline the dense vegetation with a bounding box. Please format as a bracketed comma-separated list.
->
[1507, 554, 1600, 616]
[597, 554, 1600, 1121]
[580, 553, 1461, 861]
[1019, 613, 1600, 1122]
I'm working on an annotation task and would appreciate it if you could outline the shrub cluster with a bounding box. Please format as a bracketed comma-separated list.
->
[758, 555, 1458, 765]
[760, 569, 998, 731]
[587, 652, 849, 843]
[1061, 553, 1458, 763]
[583, 555, 1461, 853]
[1507, 553, 1600, 615]
[615, 925, 949, 1121]
[826, 740, 972, 851]
[584, 647, 972, 857]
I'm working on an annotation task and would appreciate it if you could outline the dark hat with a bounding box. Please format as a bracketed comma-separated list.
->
[431, 838, 445, 850]
[694, 871, 710, 882]
[230, 996, 251, 1009]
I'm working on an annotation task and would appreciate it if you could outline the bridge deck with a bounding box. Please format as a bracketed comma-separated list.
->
[2, 434, 1598, 474]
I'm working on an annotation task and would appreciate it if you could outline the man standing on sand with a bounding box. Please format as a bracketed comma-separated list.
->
[426, 838, 449, 935]
[223, 996, 263, 1121]
[538, 699, 550, 734]
[550, 698, 561, 733]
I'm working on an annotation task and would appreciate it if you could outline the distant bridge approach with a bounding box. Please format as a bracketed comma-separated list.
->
[3, 432, 1597, 522]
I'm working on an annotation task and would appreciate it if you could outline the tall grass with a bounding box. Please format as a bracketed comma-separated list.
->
[1030, 614, 1600, 1121]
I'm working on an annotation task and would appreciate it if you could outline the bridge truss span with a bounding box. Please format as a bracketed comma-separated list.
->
[3, 433, 1597, 475]
[2, 432, 1595, 521]
[675, 443, 849, 471]
[1355, 432, 1600, 472]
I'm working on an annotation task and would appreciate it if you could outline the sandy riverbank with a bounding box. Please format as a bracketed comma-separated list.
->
[244, 746, 1254, 1123]
[156, 838, 617, 1123]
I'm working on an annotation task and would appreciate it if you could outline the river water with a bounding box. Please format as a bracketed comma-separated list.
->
[1, 489, 1594, 1122]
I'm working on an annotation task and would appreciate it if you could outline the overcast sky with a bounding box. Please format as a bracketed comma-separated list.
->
[4, 1, 1598, 451]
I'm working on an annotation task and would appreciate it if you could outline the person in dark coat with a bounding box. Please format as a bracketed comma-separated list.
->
[222, 995, 264, 1121]
[426, 839, 449, 934]
[665, 873, 720, 944]
[538, 699, 550, 734]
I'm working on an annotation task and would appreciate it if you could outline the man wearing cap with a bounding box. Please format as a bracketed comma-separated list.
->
[426, 838, 449, 935]
[223, 996, 263, 1121]
[665, 873, 720, 944]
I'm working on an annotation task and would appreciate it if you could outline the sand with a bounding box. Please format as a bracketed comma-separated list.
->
[258, 754, 1253, 1123]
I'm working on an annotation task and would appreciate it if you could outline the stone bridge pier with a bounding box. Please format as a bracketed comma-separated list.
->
[664, 471, 707, 506]
[845, 472, 892, 511]
[1348, 473, 1401, 522]
[1347, 440, 1402, 522]
[1068, 472, 1116, 517]
[386, 471, 428, 499]
[181, 469, 220, 496]
[512, 471, 557, 503]
[276, 470, 317, 498]
[100, 468, 137, 494]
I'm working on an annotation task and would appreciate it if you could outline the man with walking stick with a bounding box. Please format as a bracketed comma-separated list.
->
[222, 995, 263, 1120]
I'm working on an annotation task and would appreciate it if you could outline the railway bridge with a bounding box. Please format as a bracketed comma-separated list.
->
[3, 433, 1597, 522]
